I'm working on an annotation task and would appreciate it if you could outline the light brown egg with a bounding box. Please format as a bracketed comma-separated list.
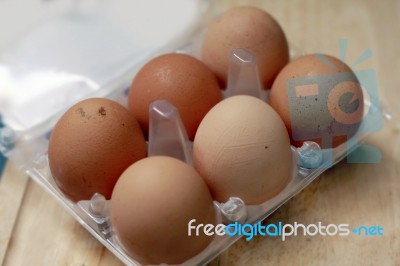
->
[128, 53, 221, 140]
[193, 95, 292, 205]
[110, 156, 216, 265]
[48, 98, 146, 201]
[202, 6, 289, 89]
[268, 54, 364, 148]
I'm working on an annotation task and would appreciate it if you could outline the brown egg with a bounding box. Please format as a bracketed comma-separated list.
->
[48, 98, 146, 201]
[202, 6, 289, 89]
[128, 53, 221, 140]
[269, 54, 364, 148]
[110, 156, 216, 265]
[193, 95, 292, 205]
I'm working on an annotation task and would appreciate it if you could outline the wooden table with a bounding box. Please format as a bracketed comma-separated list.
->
[1, 0, 399, 265]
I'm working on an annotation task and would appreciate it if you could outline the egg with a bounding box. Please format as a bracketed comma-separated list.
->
[110, 156, 216, 265]
[193, 95, 292, 205]
[268, 54, 364, 148]
[202, 6, 289, 89]
[48, 98, 146, 201]
[128, 53, 221, 140]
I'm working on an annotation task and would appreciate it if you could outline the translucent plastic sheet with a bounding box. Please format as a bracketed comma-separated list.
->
[0, 0, 209, 131]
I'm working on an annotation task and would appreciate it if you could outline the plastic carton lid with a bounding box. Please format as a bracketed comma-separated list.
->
[0, 0, 210, 131]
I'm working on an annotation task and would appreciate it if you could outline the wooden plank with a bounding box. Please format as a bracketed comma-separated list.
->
[0, 162, 29, 265]
[2, 178, 123, 266]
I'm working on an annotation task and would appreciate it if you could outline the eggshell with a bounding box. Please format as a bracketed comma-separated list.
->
[110, 156, 216, 265]
[128, 53, 221, 140]
[48, 98, 146, 201]
[193, 95, 292, 205]
[202, 6, 289, 89]
[268, 54, 364, 148]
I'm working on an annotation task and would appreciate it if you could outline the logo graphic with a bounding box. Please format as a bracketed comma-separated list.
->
[188, 219, 384, 241]
[287, 39, 382, 166]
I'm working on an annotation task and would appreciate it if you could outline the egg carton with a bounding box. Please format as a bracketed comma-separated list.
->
[0, 1, 391, 266]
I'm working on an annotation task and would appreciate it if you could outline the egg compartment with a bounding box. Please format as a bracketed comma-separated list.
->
[0, 3, 393, 266]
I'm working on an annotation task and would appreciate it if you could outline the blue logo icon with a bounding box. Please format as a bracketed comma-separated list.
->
[287, 39, 382, 166]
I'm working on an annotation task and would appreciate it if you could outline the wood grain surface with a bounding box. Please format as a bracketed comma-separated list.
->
[1, 0, 399, 265]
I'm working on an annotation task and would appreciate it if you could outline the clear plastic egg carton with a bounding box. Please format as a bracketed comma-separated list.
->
[0, 1, 392, 265]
